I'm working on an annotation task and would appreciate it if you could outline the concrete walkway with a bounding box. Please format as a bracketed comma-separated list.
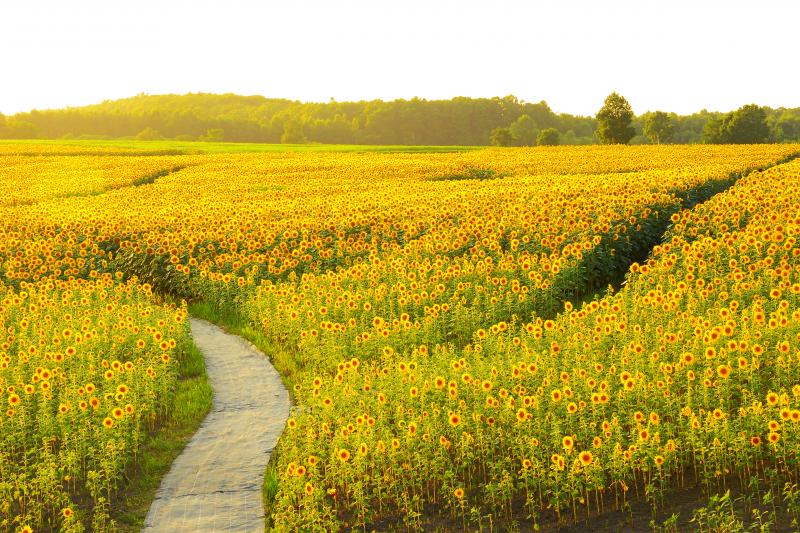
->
[143, 318, 290, 532]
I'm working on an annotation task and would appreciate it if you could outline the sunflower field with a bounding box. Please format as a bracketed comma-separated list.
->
[1, 142, 799, 531]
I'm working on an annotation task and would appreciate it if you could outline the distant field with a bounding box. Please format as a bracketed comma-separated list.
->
[0, 138, 484, 154]
[3, 143, 800, 532]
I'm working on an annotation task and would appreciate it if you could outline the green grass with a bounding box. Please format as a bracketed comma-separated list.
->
[111, 339, 213, 532]
[0, 138, 483, 154]
[262, 463, 280, 519]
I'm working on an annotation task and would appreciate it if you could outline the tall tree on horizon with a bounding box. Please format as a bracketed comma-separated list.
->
[596, 92, 636, 145]
[643, 111, 674, 144]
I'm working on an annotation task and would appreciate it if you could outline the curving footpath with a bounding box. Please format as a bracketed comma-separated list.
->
[143, 318, 290, 532]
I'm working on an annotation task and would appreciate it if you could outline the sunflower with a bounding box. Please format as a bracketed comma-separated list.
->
[578, 451, 593, 466]
[766, 392, 779, 406]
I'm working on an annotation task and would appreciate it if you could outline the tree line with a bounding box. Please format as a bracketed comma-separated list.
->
[1, 92, 798, 145]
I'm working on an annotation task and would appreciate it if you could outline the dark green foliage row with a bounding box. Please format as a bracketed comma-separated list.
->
[0, 93, 589, 146]
[3, 92, 799, 146]
[426, 167, 506, 181]
[131, 165, 188, 186]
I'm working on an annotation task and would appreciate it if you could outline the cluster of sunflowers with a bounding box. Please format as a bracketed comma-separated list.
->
[250, 152, 800, 529]
[0, 142, 798, 531]
[0, 149, 195, 532]
[0, 277, 188, 531]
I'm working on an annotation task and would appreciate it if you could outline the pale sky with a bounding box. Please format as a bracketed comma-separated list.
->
[1, 0, 798, 117]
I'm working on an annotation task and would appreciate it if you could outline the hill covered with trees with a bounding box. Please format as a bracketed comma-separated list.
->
[1, 92, 799, 145]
